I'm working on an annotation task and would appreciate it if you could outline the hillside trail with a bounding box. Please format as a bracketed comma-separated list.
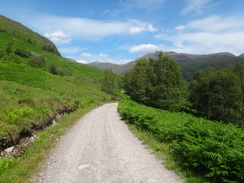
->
[37, 103, 184, 183]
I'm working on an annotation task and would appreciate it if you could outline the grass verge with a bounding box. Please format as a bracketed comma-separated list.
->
[0, 102, 104, 183]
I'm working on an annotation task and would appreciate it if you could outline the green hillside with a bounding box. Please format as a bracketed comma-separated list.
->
[0, 14, 111, 153]
[179, 57, 244, 81]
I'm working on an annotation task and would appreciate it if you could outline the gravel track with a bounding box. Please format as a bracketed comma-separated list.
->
[39, 103, 183, 183]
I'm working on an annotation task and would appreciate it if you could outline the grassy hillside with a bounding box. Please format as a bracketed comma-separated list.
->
[0, 14, 112, 152]
[179, 57, 244, 81]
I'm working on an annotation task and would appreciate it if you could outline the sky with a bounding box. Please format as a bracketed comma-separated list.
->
[0, 0, 244, 64]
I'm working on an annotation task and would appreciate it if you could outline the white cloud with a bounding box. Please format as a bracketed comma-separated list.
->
[44, 30, 72, 44]
[78, 52, 132, 64]
[129, 24, 157, 34]
[30, 16, 157, 41]
[129, 27, 145, 34]
[81, 53, 92, 57]
[188, 15, 244, 32]
[148, 24, 158, 32]
[129, 44, 162, 53]
[175, 25, 185, 31]
[155, 15, 244, 55]
[58, 46, 81, 54]
[77, 60, 88, 64]
[182, 0, 212, 15]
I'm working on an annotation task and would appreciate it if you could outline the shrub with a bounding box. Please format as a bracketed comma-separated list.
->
[14, 49, 32, 58]
[48, 64, 58, 75]
[0, 49, 4, 58]
[27, 55, 46, 68]
[5, 107, 33, 125]
[118, 99, 244, 183]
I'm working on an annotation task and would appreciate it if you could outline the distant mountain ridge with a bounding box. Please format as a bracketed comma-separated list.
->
[88, 51, 243, 75]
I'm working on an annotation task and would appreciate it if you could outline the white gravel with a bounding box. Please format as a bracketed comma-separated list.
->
[39, 103, 184, 183]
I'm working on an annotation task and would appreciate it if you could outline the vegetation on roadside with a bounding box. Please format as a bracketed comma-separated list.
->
[0, 104, 103, 183]
[123, 52, 244, 125]
[118, 99, 244, 183]
[0, 14, 115, 182]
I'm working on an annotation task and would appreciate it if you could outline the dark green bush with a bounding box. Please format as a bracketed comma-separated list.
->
[27, 55, 46, 68]
[118, 99, 244, 183]
[14, 49, 32, 58]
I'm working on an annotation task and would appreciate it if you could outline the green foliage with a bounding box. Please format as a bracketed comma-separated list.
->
[5, 107, 33, 125]
[27, 55, 46, 68]
[0, 49, 4, 58]
[189, 67, 242, 124]
[101, 69, 117, 94]
[14, 48, 32, 58]
[42, 44, 60, 55]
[3, 53, 21, 64]
[124, 52, 187, 111]
[118, 99, 244, 183]
[6, 42, 12, 55]
[48, 63, 58, 75]
[179, 57, 244, 81]
[0, 157, 19, 176]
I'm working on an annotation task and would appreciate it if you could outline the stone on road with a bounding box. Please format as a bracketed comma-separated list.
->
[40, 103, 183, 183]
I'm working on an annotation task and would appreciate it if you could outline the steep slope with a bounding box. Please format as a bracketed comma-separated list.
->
[0, 15, 111, 153]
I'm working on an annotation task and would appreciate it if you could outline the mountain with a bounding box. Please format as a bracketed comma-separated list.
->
[140, 51, 236, 63]
[179, 57, 244, 81]
[89, 61, 136, 75]
[89, 51, 242, 79]
[239, 53, 244, 58]
[0, 15, 111, 154]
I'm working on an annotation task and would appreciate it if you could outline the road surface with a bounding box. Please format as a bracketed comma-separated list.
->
[38, 103, 183, 183]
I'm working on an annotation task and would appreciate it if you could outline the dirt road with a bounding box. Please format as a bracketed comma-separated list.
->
[39, 103, 183, 183]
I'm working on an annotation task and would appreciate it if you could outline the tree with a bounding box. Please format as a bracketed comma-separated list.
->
[189, 67, 242, 124]
[232, 64, 244, 126]
[101, 69, 117, 94]
[124, 59, 149, 103]
[124, 52, 187, 110]
[147, 54, 186, 110]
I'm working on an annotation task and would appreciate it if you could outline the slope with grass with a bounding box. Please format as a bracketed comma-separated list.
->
[0, 14, 112, 153]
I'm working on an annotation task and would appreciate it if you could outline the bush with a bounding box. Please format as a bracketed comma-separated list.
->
[14, 49, 32, 58]
[118, 99, 244, 183]
[5, 107, 33, 125]
[27, 55, 46, 68]
[0, 49, 4, 58]
[48, 64, 58, 75]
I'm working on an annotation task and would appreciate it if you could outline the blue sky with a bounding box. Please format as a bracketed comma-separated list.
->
[1, 0, 244, 64]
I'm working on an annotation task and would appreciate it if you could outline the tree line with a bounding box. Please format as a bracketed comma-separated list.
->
[120, 52, 244, 126]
